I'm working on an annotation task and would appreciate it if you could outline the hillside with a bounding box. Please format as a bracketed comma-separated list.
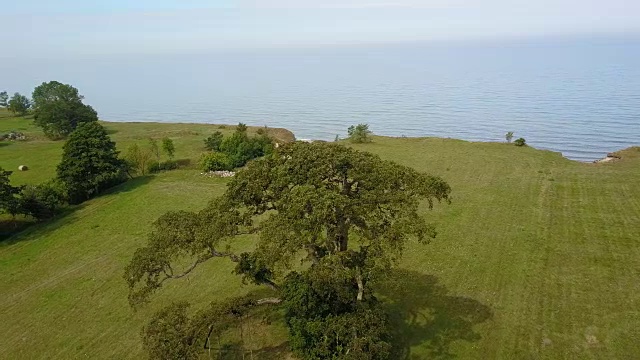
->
[1, 111, 639, 359]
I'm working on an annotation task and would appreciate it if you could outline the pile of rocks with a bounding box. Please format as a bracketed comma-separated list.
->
[594, 153, 621, 163]
[1, 131, 27, 141]
[202, 170, 236, 178]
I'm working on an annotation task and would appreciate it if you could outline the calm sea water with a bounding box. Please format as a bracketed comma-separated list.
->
[3, 36, 639, 161]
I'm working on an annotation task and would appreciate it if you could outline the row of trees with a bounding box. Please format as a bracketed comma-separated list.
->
[1, 122, 127, 223]
[125, 141, 452, 359]
[0, 91, 31, 116]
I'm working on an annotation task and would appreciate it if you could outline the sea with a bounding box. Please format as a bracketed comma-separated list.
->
[2, 35, 639, 161]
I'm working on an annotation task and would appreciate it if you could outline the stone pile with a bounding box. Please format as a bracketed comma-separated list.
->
[1, 131, 27, 141]
[202, 170, 236, 178]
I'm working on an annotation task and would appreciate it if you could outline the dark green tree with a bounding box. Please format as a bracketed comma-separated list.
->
[18, 180, 68, 221]
[31, 81, 82, 109]
[57, 122, 126, 204]
[0, 167, 24, 218]
[32, 81, 98, 139]
[7, 93, 31, 116]
[125, 142, 450, 359]
[0, 91, 8, 108]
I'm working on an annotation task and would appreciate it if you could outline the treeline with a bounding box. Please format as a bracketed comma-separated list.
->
[0, 81, 166, 224]
[1, 81, 278, 232]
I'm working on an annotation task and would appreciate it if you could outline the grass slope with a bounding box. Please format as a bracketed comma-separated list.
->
[1, 111, 639, 359]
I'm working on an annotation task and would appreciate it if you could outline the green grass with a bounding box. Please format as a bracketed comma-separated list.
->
[0, 109, 295, 186]
[1, 110, 640, 359]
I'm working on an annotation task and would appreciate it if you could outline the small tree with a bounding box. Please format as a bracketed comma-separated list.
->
[347, 123, 373, 143]
[149, 138, 160, 161]
[57, 122, 126, 204]
[125, 143, 153, 176]
[7, 93, 31, 116]
[0, 91, 8, 108]
[162, 138, 175, 160]
[514, 138, 527, 147]
[505, 131, 514, 143]
[204, 131, 224, 151]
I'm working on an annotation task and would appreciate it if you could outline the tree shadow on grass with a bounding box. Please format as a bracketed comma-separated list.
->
[0, 203, 88, 245]
[0, 176, 155, 244]
[377, 269, 493, 360]
[102, 175, 155, 196]
[210, 342, 290, 360]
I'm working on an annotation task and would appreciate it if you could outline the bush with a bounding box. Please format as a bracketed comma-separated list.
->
[148, 160, 179, 174]
[19, 180, 68, 220]
[204, 131, 224, 151]
[218, 124, 274, 168]
[514, 138, 527, 147]
[347, 124, 373, 143]
[200, 152, 233, 172]
[505, 131, 514, 143]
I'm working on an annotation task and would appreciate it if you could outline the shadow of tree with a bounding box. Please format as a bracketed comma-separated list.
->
[376, 269, 493, 360]
[212, 342, 290, 360]
[0, 176, 154, 244]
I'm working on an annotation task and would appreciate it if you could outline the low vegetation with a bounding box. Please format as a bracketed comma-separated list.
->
[514, 137, 527, 147]
[199, 123, 274, 172]
[347, 123, 373, 143]
[505, 131, 514, 143]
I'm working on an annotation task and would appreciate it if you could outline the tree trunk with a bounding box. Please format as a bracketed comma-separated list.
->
[356, 269, 364, 301]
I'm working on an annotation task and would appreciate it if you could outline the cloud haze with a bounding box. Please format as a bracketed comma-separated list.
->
[1, 0, 639, 58]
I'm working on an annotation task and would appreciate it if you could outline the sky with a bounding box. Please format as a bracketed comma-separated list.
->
[1, 0, 639, 58]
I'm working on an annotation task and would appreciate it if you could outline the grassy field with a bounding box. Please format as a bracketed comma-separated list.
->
[1, 110, 639, 359]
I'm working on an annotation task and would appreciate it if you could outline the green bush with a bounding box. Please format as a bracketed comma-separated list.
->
[204, 131, 224, 151]
[200, 152, 233, 172]
[19, 180, 68, 220]
[147, 160, 179, 174]
[218, 124, 274, 168]
[347, 124, 373, 143]
[514, 138, 527, 147]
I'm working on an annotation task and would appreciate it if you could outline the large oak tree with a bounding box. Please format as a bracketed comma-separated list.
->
[125, 142, 451, 358]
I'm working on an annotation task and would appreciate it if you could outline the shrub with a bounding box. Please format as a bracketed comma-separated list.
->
[219, 125, 274, 168]
[200, 152, 233, 172]
[347, 124, 373, 143]
[19, 180, 68, 220]
[505, 131, 514, 143]
[204, 131, 224, 151]
[514, 138, 527, 147]
[148, 160, 179, 174]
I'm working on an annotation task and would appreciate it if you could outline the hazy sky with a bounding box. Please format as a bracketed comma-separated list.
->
[2, 0, 639, 57]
